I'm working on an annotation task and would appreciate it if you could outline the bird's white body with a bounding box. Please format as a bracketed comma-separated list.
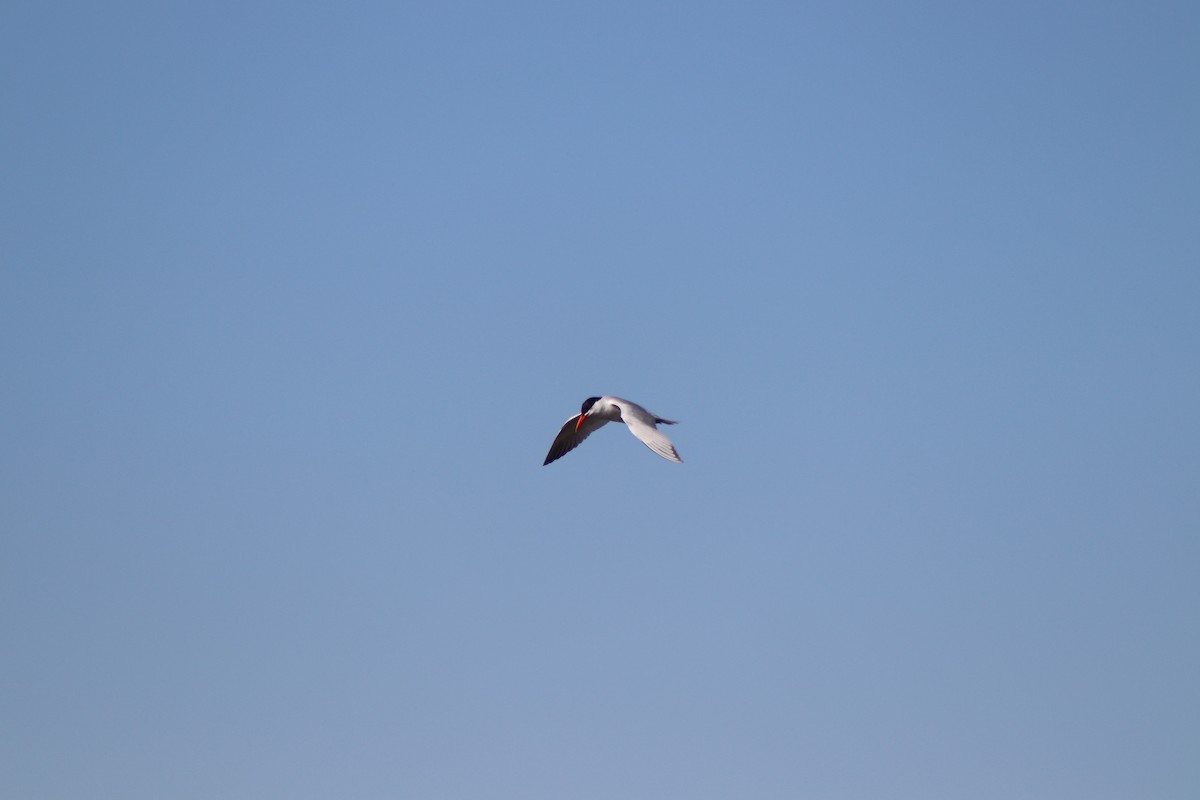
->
[544, 395, 682, 465]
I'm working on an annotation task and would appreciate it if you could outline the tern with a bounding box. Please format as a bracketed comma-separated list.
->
[543, 396, 682, 466]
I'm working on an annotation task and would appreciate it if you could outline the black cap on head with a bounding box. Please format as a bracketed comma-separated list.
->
[581, 397, 601, 415]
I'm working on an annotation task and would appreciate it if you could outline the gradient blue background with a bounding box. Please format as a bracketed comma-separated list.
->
[3, 2, 1198, 798]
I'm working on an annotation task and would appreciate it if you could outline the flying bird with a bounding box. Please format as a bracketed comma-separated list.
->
[543, 396, 682, 466]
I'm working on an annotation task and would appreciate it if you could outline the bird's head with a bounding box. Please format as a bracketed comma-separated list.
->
[576, 397, 602, 431]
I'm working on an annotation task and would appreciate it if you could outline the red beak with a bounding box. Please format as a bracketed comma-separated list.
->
[575, 413, 588, 432]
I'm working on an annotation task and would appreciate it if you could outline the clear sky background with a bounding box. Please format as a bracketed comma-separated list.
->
[3, 2, 1198, 798]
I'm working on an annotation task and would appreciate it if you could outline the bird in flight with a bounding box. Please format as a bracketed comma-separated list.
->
[543, 396, 683, 466]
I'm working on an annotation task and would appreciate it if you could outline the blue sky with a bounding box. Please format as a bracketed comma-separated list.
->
[2, 2, 1198, 798]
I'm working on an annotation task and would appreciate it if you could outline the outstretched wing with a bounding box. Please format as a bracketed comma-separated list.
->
[543, 414, 609, 465]
[616, 401, 683, 463]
